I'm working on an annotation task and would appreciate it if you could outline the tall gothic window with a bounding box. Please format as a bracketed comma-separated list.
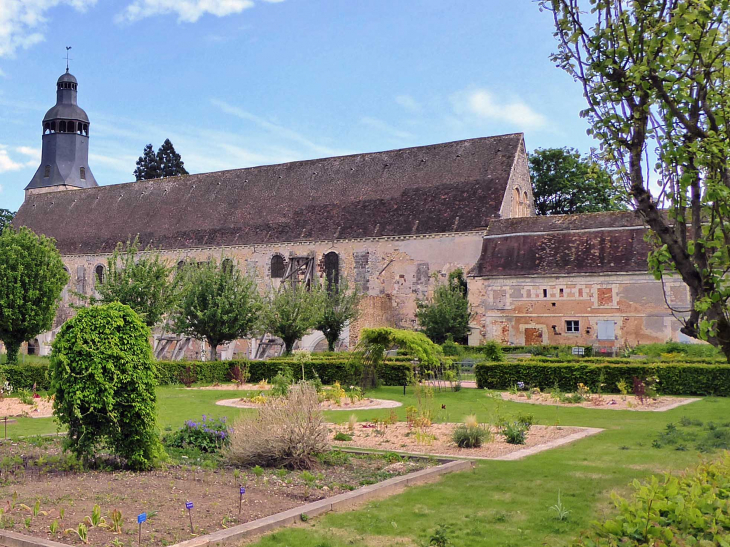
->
[59, 121, 66, 132]
[270, 255, 285, 279]
[324, 252, 339, 291]
[80, 167, 86, 180]
[95, 265, 105, 284]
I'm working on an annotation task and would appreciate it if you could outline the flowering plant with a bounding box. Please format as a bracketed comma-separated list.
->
[164, 415, 230, 453]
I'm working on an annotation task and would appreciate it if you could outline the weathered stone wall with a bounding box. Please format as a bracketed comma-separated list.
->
[468, 272, 691, 348]
[500, 140, 534, 219]
[46, 232, 486, 356]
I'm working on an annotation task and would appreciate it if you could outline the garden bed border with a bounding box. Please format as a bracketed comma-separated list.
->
[0, 460, 472, 547]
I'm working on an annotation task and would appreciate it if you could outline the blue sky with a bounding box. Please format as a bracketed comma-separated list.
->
[0, 0, 595, 212]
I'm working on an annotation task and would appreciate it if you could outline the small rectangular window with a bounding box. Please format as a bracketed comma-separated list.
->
[543, 289, 548, 298]
[80, 167, 86, 180]
[44, 165, 50, 178]
[559, 288, 564, 297]
[565, 320, 580, 333]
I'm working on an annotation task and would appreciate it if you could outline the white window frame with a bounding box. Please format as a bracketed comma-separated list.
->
[565, 320, 580, 334]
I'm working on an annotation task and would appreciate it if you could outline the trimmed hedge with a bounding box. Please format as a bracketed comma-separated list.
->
[0, 364, 51, 391]
[521, 356, 726, 365]
[475, 361, 730, 396]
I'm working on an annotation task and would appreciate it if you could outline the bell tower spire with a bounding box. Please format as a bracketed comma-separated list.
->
[25, 64, 97, 197]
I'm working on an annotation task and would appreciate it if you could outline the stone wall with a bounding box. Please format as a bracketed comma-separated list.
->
[46, 232, 486, 357]
[468, 272, 692, 348]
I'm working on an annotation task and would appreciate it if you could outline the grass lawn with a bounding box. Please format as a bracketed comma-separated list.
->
[10, 385, 729, 546]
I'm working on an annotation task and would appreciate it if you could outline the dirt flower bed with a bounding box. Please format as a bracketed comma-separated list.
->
[0, 396, 53, 418]
[500, 392, 699, 411]
[331, 422, 586, 459]
[0, 437, 434, 547]
[217, 397, 402, 411]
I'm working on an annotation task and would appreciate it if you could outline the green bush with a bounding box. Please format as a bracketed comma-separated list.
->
[475, 361, 730, 396]
[501, 422, 529, 445]
[163, 415, 230, 453]
[452, 425, 489, 448]
[571, 455, 730, 546]
[50, 302, 164, 470]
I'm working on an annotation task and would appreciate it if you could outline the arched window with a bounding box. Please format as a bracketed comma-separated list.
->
[222, 258, 233, 275]
[44, 165, 51, 178]
[95, 265, 105, 284]
[513, 188, 521, 216]
[270, 255, 285, 278]
[83, 124, 88, 136]
[59, 121, 66, 132]
[523, 191, 529, 215]
[67, 121, 75, 133]
[50, 121, 56, 132]
[324, 252, 339, 291]
[80, 167, 86, 180]
[44, 123, 50, 134]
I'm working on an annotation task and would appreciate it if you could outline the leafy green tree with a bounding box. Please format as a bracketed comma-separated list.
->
[171, 258, 261, 361]
[316, 277, 361, 352]
[416, 269, 472, 345]
[95, 237, 177, 327]
[134, 144, 161, 181]
[0, 209, 14, 232]
[50, 302, 163, 470]
[542, 0, 730, 357]
[156, 139, 188, 178]
[0, 227, 68, 364]
[262, 283, 324, 355]
[530, 147, 627, 215]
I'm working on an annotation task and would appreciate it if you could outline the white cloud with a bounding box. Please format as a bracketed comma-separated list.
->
[395, 94, 422, 113]
[116, 0, 284, 23]
[453, 88, 547, 130]
[0, 0, 97, 58]
[15, 146, 40, 166]
[360, 116, 414, 140]
[0, 147, 23, 172]
[211, 99, 341, 157]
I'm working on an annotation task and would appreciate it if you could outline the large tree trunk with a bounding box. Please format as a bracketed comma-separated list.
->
[3, 338, 21, 365]
[207, 339, 218, 361]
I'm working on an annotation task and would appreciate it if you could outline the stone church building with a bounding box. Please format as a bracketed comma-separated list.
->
[11, 71, 692, 358]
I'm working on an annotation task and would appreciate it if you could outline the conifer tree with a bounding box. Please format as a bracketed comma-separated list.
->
[134, 144, 161, 181]
[156, 139, 188, 178]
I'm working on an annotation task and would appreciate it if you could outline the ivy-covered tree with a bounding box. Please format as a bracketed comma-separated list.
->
[156, 139, 188, 178]
[262, 283, 324, 355]
[542, 0, 730, 357]
[530, 147, 628, 215]
[134, 144, 161, 181]
[0, 209, 14, 232]
[0, 227, 68, 364]
[315, 277, 361, 352]
[416, 269, 472, 344]
[50, 302, 163, 470]
[171, 258, 261, 361]
[95, 237, 178, 327]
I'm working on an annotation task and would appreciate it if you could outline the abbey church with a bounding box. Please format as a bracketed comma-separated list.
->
[11, 71, 693, 358]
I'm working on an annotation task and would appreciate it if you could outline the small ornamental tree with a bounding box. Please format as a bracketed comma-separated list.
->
[416, 269, 472, 344]
[171, 258, 261, 361]
[262, 283, 324, 355]
[0, 227, 68, 364]
[95, 237, 178, 327]
[316, 277, 361, 352]
[50, 302, 163, 470]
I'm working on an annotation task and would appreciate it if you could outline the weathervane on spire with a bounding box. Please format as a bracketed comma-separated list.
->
[64, 46, 72, 73]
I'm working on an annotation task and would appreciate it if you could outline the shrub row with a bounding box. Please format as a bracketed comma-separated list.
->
[0, 364, 51, 391]
[522, 356, 726, 365]
[156, 358, 413, 387]
[475, 361, 730, 396]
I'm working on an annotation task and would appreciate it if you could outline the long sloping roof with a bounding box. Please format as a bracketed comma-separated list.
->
[470, 211, 653, 277]
[14, 134, 523, 255]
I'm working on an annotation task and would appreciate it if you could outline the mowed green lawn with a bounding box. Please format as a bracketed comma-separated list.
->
[10, 386, 727, 546]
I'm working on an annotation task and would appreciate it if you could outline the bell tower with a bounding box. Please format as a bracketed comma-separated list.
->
[25, 69, 98, 197]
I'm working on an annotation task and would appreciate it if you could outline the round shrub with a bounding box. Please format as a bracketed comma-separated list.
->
[50, 302, 163, 470]
[452, 424, 490, 448]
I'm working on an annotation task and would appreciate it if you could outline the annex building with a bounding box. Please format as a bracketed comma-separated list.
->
[11, 71, 692, 358]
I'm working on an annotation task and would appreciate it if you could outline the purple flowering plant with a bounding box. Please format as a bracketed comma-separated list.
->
[164, 414, 231, 453]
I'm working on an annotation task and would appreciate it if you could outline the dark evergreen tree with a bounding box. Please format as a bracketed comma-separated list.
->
[0, 209, 15, 233]
[156, 139, 188, 178]
[134, 144, 161, 181]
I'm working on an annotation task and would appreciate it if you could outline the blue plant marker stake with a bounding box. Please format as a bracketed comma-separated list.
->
[186, 502, 194, 533]
[239, 486, 246, 515]
[137, 513, 146, 545]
